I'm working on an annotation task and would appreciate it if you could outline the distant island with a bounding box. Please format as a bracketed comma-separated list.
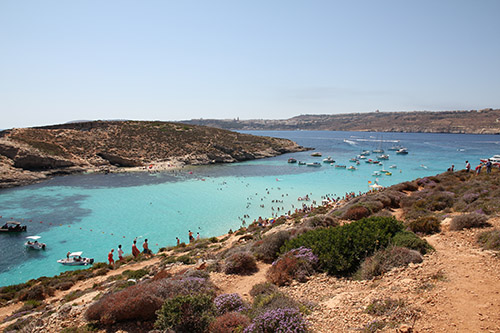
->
[0, 121, 307, 188]
[182, 109, 500, 134]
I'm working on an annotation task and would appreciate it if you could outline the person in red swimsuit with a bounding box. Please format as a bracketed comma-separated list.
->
[108, 249, 115, 266]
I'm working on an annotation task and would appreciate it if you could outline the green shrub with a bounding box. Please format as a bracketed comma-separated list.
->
[209, 237, 219, 243]
[282, 217, 404, 276]
[155, 293, 215, 332]
[477, 229, 500, 251]
[407, 216, 441, 235]
[356, 246, 423, 280]
[253, 231, 290, 263]
[450, 213, 490, 230]
[391, 231, 433, 255]
[122, 269, 148, 280]
[224, 252, 258, 275]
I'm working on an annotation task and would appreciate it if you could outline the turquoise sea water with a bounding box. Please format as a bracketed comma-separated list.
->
[0, 130, 498, 287]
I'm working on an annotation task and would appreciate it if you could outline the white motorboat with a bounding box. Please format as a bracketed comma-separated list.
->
[396, 148, 409, 155]
[57, 251, 94, 266]
[480, 155, 500, 166]
[310, 152, 322, 157]
[306, 162, 322, 167]
[323, 157, 335, 163]
[25, 236, 46, 250]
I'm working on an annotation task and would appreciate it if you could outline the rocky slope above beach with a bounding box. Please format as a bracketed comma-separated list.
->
[183, 108, 500, 134]
[0, 170, 499, 332]
[0, 121, 308, 188]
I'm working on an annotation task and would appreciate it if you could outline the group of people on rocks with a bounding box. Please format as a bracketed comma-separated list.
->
[107, 239, 153, 266]
[458, 160, 494, 174]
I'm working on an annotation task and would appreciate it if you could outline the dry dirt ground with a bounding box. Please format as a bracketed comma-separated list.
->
[1, 217, 499, 332]
[281, 214, 500, 333]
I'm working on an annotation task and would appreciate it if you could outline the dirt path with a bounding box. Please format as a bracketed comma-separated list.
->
[422, 228, 500, 332]
[210, 262, 270, 301]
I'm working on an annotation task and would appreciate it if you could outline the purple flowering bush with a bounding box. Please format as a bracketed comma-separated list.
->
[244, 308, 308, 333]
[214, 293, 249, 316]
[267, 247, 318, 286]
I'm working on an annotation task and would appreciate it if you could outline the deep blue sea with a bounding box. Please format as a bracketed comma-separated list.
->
[0, 130, 498, 287]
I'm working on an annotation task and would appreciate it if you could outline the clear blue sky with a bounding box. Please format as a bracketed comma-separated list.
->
[1, 0, 499, 129]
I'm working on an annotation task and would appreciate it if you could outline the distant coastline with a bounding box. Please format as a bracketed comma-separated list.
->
[181, 109, 500, 134]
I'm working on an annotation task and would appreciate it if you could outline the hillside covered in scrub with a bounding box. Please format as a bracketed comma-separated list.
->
[1, 169, 499, 332]
[0, 121, 307, 188]
[183, 108, 500, 134]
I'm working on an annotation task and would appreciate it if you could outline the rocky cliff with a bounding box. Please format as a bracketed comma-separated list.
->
[0, 121, 308, 188]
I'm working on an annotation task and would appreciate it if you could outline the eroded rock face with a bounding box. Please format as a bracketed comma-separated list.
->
[0, 143, 20, 159]
[97, 152, 142, 167]
[13, 153, 75, 171]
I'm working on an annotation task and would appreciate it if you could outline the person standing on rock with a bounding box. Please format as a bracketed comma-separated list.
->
[486, 160, 492, 174]
[132, 240, 140, 257]
[465, 160, 471, 173]
[108, 249, 115, 267]
[117, 244, 124, 261]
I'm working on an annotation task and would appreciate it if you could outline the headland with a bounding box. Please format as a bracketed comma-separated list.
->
[0, 121, 308, 189]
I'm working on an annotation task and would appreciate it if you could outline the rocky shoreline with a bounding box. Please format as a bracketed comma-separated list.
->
[0, 120, 309, 189]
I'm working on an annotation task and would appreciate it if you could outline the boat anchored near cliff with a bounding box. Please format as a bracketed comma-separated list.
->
[57, 252, 94, 266]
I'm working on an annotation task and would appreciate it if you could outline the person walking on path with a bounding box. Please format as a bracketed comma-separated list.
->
[108, 249, 115, 266]
[117, 244, 124, 260]
[486, 160, 492, 173]
[132, 240, 140, 257]
[176, 237, 180, 246]
[188, 230, 194, 243]
[465, 161, 471, 173]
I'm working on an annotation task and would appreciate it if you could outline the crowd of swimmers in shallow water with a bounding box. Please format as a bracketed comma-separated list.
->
[104, 188, 373, 267]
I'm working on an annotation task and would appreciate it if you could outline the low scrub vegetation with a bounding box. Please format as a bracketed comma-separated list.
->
[214, 293, 248, 316]
[356, 246, 423, 280]
[155, 293, 215, 332]
[224, 252, 258, 275]
[449, 213, 490, 231]
[249, 282, 279, 298]
[406, 215, 441, 235]
[85, 273, 215, 325]
[244, 308, 308, 333]
[391, 230, 433, 255]
[282, 217, 405, 276]
[253, 231, 290, 263]
[477, 229, 500, 251]
[209, 311, 251, 333]
[267, 247, 318, 286]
